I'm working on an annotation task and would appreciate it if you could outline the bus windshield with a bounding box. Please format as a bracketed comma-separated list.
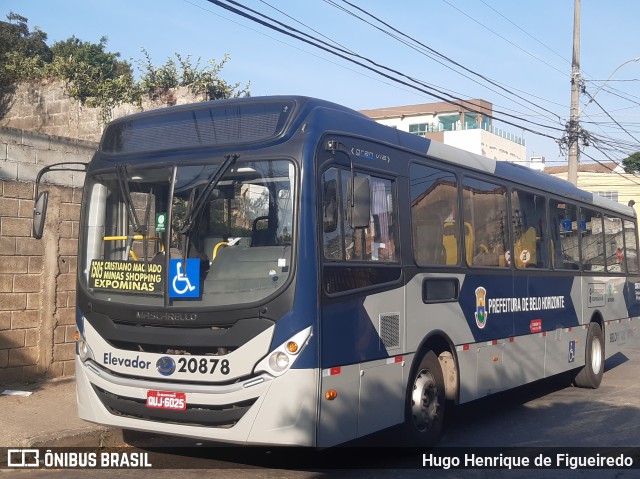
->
[80, 158, 295, 308]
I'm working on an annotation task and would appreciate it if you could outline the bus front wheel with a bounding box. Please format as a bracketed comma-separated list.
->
[404, 350, 446, 446]
[573, 322, 604, 389]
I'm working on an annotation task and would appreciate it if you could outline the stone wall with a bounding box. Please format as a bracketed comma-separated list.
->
[0, 126, 95, 383]
[0, 79, 206, 142]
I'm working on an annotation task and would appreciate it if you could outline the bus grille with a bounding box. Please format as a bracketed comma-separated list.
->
[92, 385, 256, 428]
[379, 313, 400, 349]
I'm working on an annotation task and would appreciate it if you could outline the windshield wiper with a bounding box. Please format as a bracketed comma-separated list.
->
[116, 164, 146, 235]
[178, 153, 239, 235]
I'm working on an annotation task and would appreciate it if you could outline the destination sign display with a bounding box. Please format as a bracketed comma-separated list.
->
[89, 260, 163, 295]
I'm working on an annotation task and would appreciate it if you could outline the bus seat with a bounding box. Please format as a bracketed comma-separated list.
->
[515, 227, 537, 268]
[442, 221, 474, 265]
[464, 221, 476, 264]
[251, 216, 276, 246]
[463, 222, 474, 266]
[251, 229, 273, 247]
[415, 215, 444, 264]
[443, 222, 457, 265]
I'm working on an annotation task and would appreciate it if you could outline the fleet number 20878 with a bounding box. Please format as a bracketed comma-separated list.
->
[178, 357, 231, 375]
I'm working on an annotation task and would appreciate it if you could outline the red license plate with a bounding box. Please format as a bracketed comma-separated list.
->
[146, 390, 186, 411]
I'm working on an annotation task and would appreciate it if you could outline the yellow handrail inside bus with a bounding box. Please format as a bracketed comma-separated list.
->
[102, 234, 165, 260]
[103, 235, 145, 241]
[212, 241, 229, 260]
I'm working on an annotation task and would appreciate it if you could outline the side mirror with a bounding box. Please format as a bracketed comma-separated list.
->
[31, 161, 87, 240]
[348, 176, 371, 228]
[33, 191, 49, 239]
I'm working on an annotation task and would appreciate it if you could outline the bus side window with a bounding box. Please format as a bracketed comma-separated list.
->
[581, 208, 605, 271]
[604, 214, 625, 273]
[322, 169, 343, 260]
[323, 179, 338, 233]
[625, 219, 639, 273]
[322, 167, 398, 263]
[410, 163, 459, 266]
[462, 176, 508, 268]
[550, 199, 579, 270]
[511, 189, 548, 269]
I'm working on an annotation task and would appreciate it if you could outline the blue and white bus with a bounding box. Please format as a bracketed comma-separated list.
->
[34, 96, 640, 447]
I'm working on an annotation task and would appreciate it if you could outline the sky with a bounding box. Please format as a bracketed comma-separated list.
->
[3, 1, 640, 168]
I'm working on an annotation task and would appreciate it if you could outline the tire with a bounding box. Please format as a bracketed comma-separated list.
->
[573, 322, 604, 389]
[403, 350, 446, 447]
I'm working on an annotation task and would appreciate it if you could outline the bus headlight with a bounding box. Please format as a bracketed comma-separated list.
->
[255, 326, 312, 377]
[269, 352, 290, 372]
[77, 337, 94, 362]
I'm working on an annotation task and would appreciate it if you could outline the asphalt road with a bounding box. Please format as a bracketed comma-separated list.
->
[4, 340, 640, 479]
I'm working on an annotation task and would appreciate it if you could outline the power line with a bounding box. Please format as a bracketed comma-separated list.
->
[328, 0, 565, 125]
[181, 0, 448, 101]
[205, 0, 564, 140]
[584, 91, 640, 146]
[586, 79, 640, 83]
[440, 0, 568, 78]
[258, 0, 356, 55]
[478, 0, 571, 68]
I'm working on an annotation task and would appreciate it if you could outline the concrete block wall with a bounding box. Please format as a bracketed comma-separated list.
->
[0, 127, 94, 383]
[0, 179, 84, 382]
[1, 125, 94, 186]
[0, 80, 206, 383]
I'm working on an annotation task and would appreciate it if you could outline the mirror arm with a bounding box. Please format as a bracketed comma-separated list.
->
[32, 162, 88, 240]
[34, 162, 88, 198]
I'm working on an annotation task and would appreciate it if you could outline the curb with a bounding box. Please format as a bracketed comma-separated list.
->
[16, 427, 126, 448]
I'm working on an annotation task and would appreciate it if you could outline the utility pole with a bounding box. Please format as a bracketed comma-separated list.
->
[567, 0, 581, 185]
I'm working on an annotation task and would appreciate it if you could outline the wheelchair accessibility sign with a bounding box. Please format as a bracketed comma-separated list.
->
[169, 259, 200, 298]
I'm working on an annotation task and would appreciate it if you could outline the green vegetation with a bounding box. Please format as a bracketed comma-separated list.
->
[0, 12, 250, 121]
[622, 152, 640, 174]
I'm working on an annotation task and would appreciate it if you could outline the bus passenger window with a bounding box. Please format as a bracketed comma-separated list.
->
[511, 190, 548, 269]
[624, 219, 639, 273]
[321, 168, 397, 263]
[409, 163, 458, 266]
[549, 200, 579, 270]
[370, 177, 396, 262]
[462, 177, 508, 268]
[581, 208, 605, 271]
[604, 215, 625, 273]
[322, 169, 342, 260]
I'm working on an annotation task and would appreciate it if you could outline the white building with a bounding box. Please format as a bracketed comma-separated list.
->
[360, 99, 527, 164]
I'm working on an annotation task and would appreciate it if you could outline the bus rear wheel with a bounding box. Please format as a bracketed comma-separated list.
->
[404, 350, 446, 446]
[573, 322, 604, 389]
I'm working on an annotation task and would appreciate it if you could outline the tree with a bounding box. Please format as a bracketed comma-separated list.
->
[0, 12, 250, 123]
[49, 35, 139, 110]
[622, 152, 640, 174]
[51, 35, 132, 81]
[0, 12, 51, 86]
[0, 13, 51, 60]
[137, 49, 250, 102]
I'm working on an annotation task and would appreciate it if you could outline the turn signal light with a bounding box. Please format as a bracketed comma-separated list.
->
[325, 389, 338, 400]
[286, 341, 299, 354]
[74, 331, 80, 341]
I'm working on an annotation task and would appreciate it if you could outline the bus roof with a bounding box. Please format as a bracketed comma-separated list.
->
[97, 95, 635, 218]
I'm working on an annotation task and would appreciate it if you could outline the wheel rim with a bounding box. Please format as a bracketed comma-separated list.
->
[591, 335, 603, 374]
[410, 369, 439, 432]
